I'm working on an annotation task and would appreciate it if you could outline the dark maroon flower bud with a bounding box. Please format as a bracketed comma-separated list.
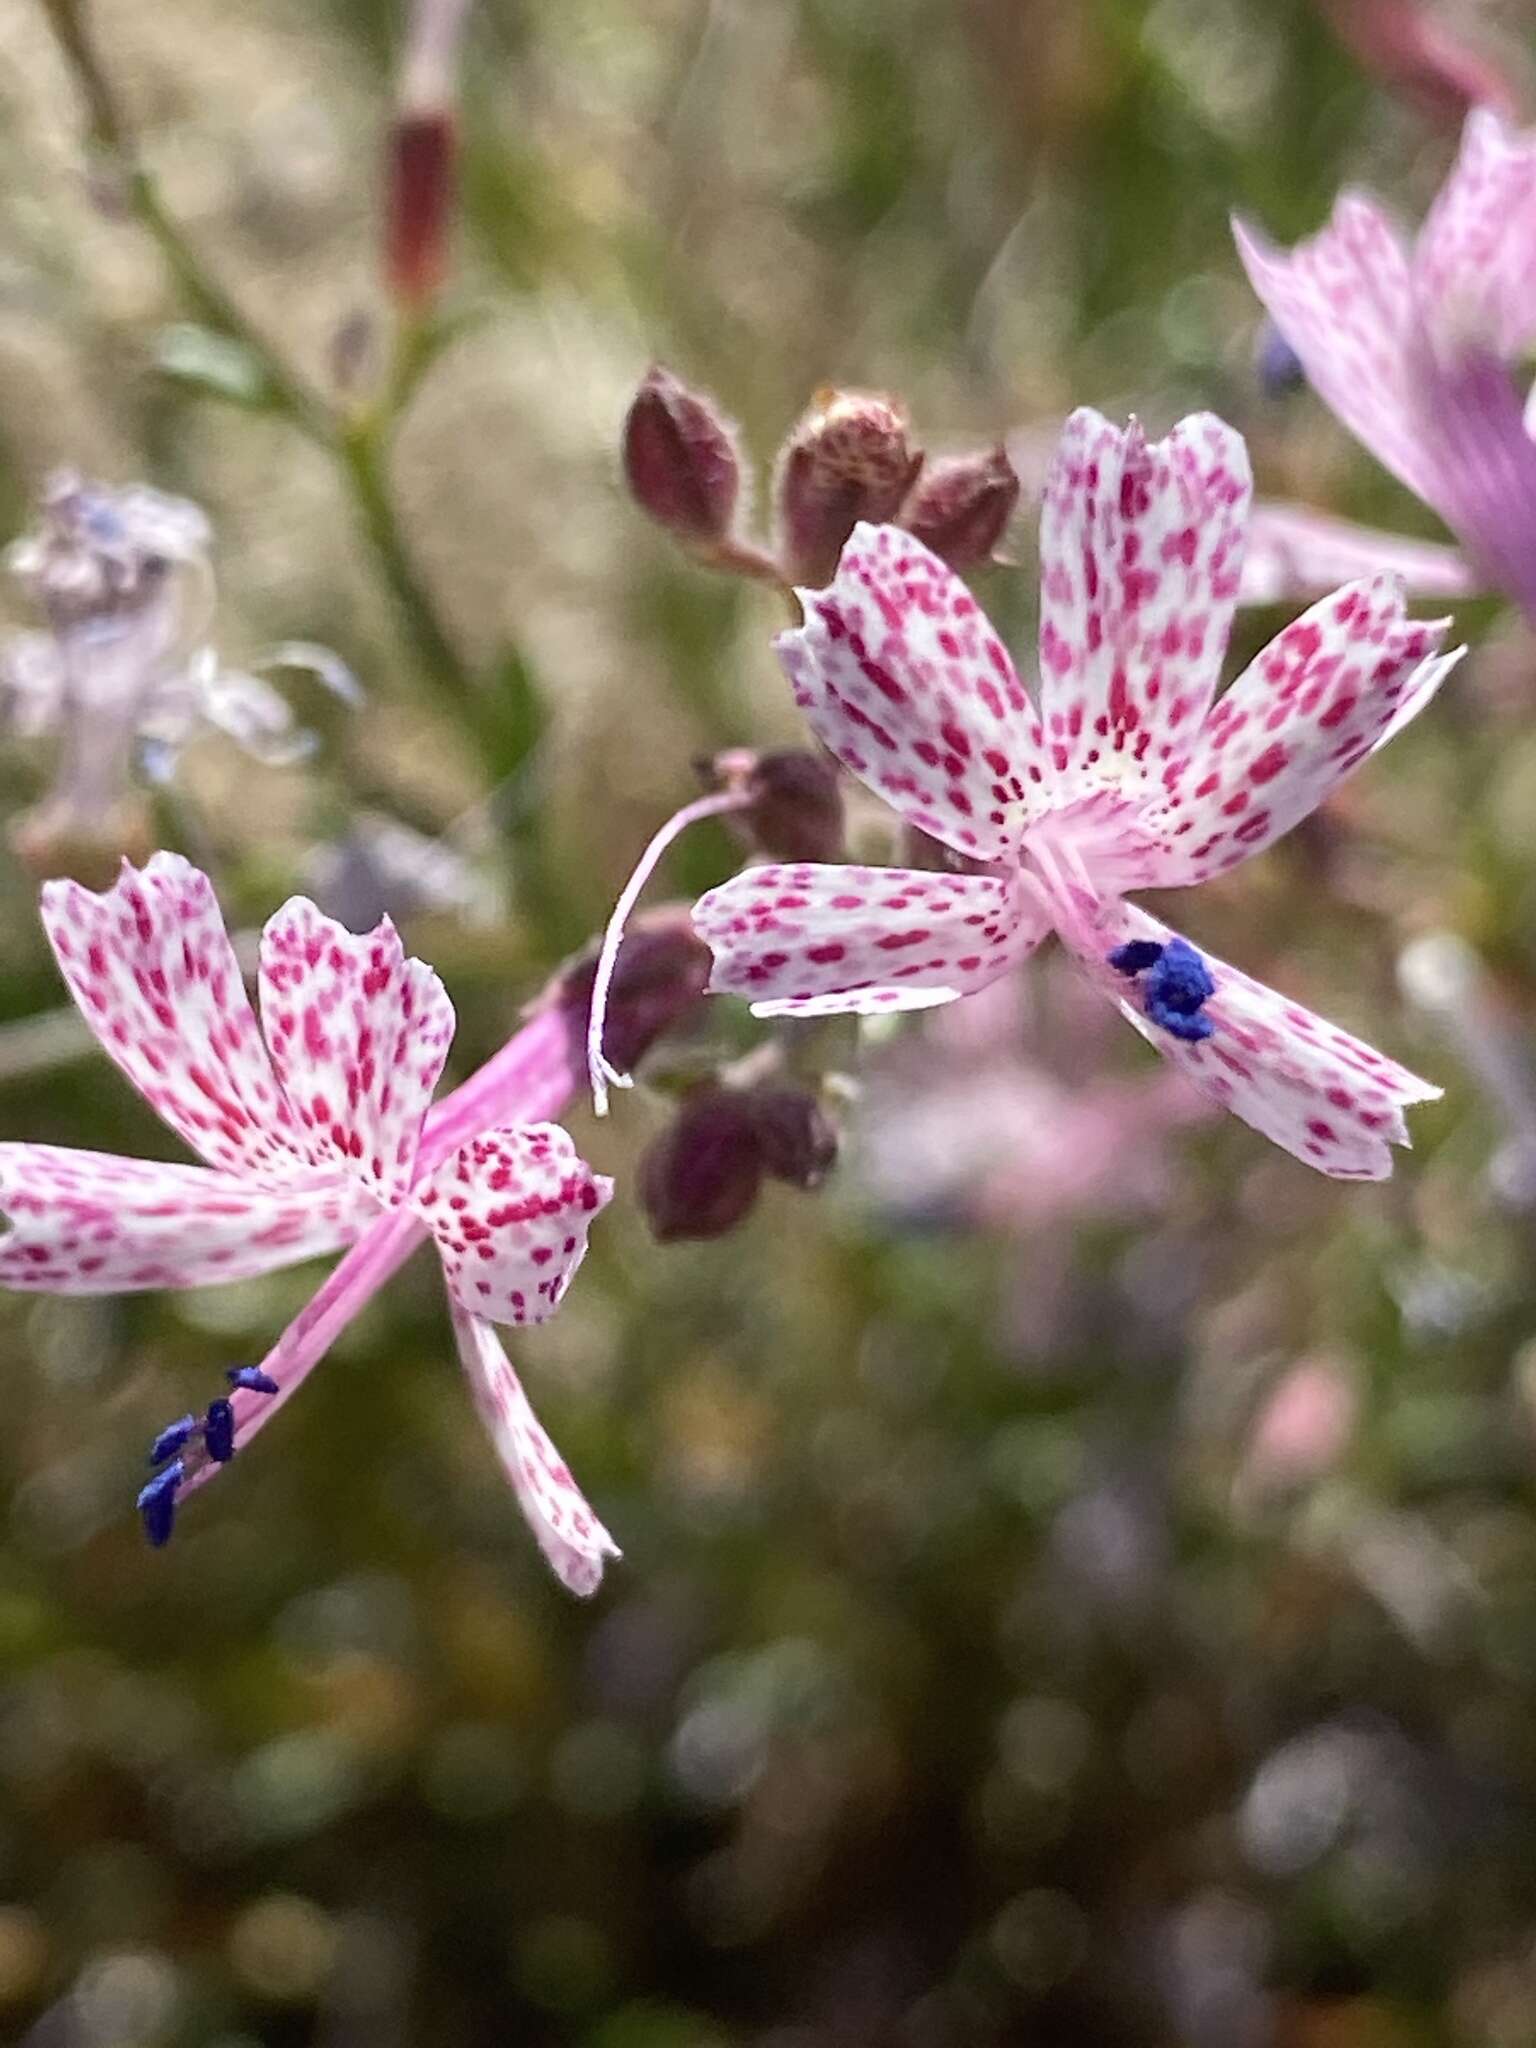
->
[639, 1087, 764, 1243]
[774, 388, 924, 586]
[749, 1087, 839, 1190]
[623, 367, 743, 548]
[700, 747, 845, 864]
[543, 908, 712, 1078]
[901, 445, 1020, 568]
[385, 110, 457, 313]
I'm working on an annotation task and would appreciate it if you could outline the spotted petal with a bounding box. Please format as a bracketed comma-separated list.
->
[1414, 109, 1536, 359]
[42, 854, 322, 1185]
[414, 1124, 612, 1327]
[449, 1301, 619, 1595]
[1233, 200, 1443, 511]
[1142, 578, 1459, 886]
[1035, 409, 1251, 794]
[775, 524, 1041, 860]
[692, 862, 1049, 1019]
[259, 898, 456, 1206]
[1066, 901, 1439, 1180]
[0, 1144, 371, 1292]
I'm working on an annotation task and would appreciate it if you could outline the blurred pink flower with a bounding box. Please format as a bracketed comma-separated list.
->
[1235, 109, 1536, 619]
[0, 853, 616, 1590]
[694, 409, 1459, 1178]
[1233, 1358, 1358, 1508]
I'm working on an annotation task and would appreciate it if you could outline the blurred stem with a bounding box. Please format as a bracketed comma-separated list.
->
[39, 0, 479, 716]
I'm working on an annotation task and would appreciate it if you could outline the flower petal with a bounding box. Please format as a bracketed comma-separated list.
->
[1414, 109, 1536, 359]
[774, 523, 1040, 859]
[414, 1123, 612, 1327]
[42, 853, 323, 1184]
[259, 898, 456, 1206]
[1035, 408, 1251, 792]
[449, 1301, 619, 1595]
[0, 1144, 371, 1291]
[1067, 901, 1438, 1179]
[1233, 201, 1442, 509]
[1240, 500, 1476, 605]
[693, 862, 1048, 1018]
[1142, 577, 1459, 885]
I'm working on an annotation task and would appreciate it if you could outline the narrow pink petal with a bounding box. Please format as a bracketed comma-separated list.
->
[41, 853, 322, 1184]
[1241, 500, 1476, 605]
[774, 523, 1040, 859]
[259, 897, 456, 1205]
[1066, 901, 1439, 1180]
[0, 1143, 371, 1292]
[693, 862, 1049, 1019]
[1233, 202, 1443, 510]
[449, 1301, 619, 1595]
[413, 1123, 612, 1327]
[1035, 408, 1251, 791]
[1414, 109, 1536, 359]
[1142, 577, 1459, 885]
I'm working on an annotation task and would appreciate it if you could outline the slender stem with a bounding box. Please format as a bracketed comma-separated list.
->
[38, 0, 480, 710]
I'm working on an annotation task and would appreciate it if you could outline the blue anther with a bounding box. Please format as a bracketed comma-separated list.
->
[148, 1413, 197, 1467]
[137, 1460, 183, 1548]
[203, 1398, 236, 1464]
[1143, 937, 1217, 1041]
[1256, 321, 1305, 397]
[226, 1366, 279, 1396]
[1108, 939, 1165, 977]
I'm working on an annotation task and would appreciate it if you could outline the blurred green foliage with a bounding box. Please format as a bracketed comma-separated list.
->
[1, 0, 1536, 2042]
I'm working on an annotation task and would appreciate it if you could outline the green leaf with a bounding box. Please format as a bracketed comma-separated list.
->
[154, 322, 274, 408]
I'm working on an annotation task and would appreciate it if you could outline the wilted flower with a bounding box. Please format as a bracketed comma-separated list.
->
[1235, 109, 1536, 619]
[0, 853, 616, 1590]
[2, 473, 356, 866]
[694, 408, 1460, 1179]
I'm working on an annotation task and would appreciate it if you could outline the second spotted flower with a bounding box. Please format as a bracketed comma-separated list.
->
[694, 409, 1462, 1180]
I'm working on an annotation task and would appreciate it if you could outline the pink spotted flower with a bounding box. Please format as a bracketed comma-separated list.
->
[0, 853, 618, 1591]
[1235, 108, 1536, 621]
[693, 409, 1462, 1179]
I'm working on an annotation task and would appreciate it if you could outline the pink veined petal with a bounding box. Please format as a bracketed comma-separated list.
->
[1064, 900, 1439, 1180]
[42, 853, 325, 1186]
[692, 862, 1050, 1019]
[0, 1143, 372, 1292]
[413, 1123, 613, 1327]
[1036, 408, 1252, 791]
[448, 1301, 619, 1595]
[1414, 108, 1536, 359]
[259, 897, 456, 1206]
[1233, 201, 1445, 512]
[774, 523, 1040, 860]
[1240, 500, 1477, 605]
[1141, 577, 1459, 886]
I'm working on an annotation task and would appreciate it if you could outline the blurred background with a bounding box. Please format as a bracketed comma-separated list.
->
[3, 0, 1536, 2041]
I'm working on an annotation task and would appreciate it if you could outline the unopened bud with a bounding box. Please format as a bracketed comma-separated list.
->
[623, 368, 742, 548]
[750, 1087, 839, 1190]
[774, 388, 923, 586]
[385, 111, 457, 313]
[901, 445, 1019, 568]
[544, 907, 712, 1079]
[639, 1086, 763, 1243]
[701, 747, 845, 864]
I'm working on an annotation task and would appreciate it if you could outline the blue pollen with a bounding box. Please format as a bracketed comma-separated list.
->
[137, 1461, 183, 1548]
[1107, 934, 1217, 1043]
[203, 1398, 236, 1463]
[148, 1413, 197, 1467]
[227, 1365, 279, 1395]
[1108, 939, 1165, 977]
